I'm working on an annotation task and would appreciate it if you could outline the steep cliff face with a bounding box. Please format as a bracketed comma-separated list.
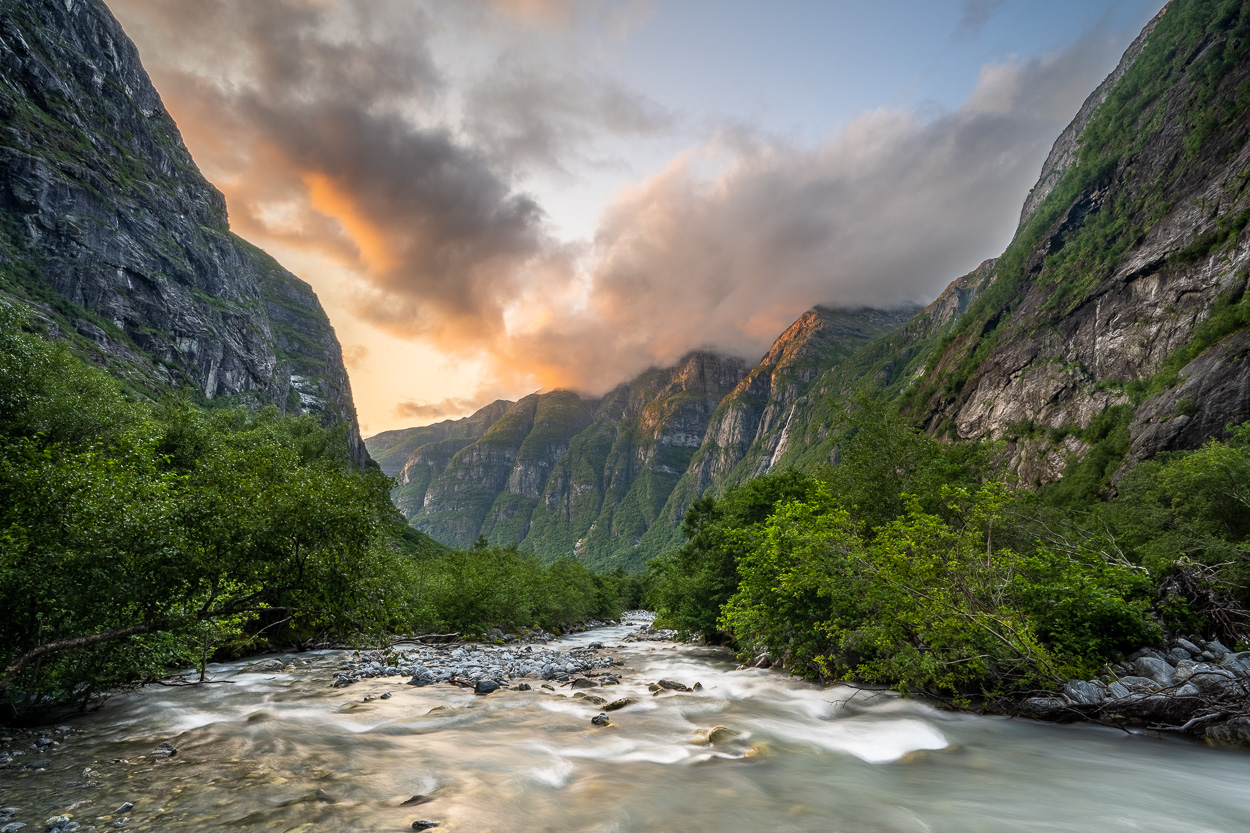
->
[0, 0, 365, 460]
[367, 351, 750, 566]
[909, 0, 1250, 485]
[643, 305, 921, 553]
[531, 351, 748, 570]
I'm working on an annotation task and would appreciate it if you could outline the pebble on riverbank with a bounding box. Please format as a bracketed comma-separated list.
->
[333, 623, 622, 692]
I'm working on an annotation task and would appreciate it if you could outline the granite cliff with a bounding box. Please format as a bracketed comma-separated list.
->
[0, 0, 365, 461]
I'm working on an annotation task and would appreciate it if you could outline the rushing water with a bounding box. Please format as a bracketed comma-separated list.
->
[4, 621, 1250, 832]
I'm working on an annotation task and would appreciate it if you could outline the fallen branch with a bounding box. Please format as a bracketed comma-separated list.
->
[0, 623, 161, 695]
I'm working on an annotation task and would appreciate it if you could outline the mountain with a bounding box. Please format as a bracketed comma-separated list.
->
[0, 0, 365, 461]
[375, 0, 1250, 565]
[903, 0, 1250, 485]
[368, 400, 513, 478]
[366, 311, 917, 569]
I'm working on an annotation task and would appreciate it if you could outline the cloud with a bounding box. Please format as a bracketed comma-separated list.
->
[464, 60, 676, 177]
[954, 0, 1007, 41]
[342, 344, 369, 370]
[107, 0, 1138, 411]
[395, 397, 481, 421]
[473, 31, 1137, 393]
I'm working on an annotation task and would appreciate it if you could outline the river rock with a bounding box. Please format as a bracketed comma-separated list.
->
[707, 726, 740, 745]
[1205, 640, 1231, 659]
[1018, 697, 1070, 719]
[150, 742, 177, 759]
[570, 678, 598, 689]
[1107, 681, 1132, 699]
[1132, 656, 1175, 685]
[591, 713, 610, 727]
[1219, 651, 1250, 677]
[1175, 637, 1203, 656]
[1117, 675, 1164, 692]
[1166, 647, 1191, 665]
[411, 821, 440, 830]
[474, 680, 500, 695]
[112, 805, 132, 815]
[657, 680, 691, 692]
[1, 824, 25, 833]
[1187, 665, 1240, 694]
[1206, 716, 1250, 748]
[1063, 680, 1106, 706]
[604, 698, 634, 712]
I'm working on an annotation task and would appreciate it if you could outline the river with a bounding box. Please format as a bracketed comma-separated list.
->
[3, 619, 1250, 832]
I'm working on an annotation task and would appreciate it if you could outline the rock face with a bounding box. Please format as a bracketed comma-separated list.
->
[909, 3, 1250, 484]
[367, 351, 757, 568]
[0, 0, 365, 461]
[365, 312, 924, 568]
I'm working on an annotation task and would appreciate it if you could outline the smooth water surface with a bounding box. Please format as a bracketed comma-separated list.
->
[3, 621, 1250, 832]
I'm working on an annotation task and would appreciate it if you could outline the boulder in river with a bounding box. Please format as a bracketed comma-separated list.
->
[604, 698, 634, 712]
[706, 726, 740, 745]
[474, 680, 501, 695]
[1206, 717, 1250, 749]
[591, 713, 610, 727]
[1063, 680, 1106, 706]
[411, 821, 440, 830]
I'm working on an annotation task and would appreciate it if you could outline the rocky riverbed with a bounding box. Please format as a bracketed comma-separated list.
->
[2, 617, 1250, 833]
[1021, 635, 1250, 746]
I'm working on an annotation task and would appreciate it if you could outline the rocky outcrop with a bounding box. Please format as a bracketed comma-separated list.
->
[1018, 636, 1250, 747]
[913, 1, 1250, 484]
[645, 305, 920, 553]
[1123, 328, 1250, 468]
[0, 0, 365, 461]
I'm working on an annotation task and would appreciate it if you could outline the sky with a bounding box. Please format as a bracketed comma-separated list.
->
[105, 0, 1165, 435]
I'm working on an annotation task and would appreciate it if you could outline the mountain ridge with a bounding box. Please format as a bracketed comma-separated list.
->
[0, 0, 366, 461]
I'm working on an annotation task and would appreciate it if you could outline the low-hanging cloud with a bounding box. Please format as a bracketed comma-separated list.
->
[107, 0, 1142, 409]
[395, 397, 482, 421]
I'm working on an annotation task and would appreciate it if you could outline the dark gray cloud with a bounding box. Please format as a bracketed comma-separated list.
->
[107, 0, 660, 349]
[954, 0, 1008, 40]
[464, 60, 676, 176]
